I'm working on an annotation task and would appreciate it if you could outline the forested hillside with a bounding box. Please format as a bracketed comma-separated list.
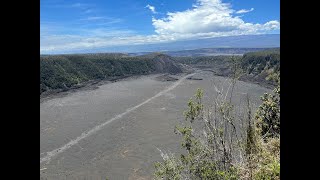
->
[240, 48, 280, 79]
[40, 53, 181, 95]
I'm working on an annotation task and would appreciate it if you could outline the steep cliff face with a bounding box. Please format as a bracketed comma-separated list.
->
[40, 53, 184, 95]
[148, 53, 183, 74]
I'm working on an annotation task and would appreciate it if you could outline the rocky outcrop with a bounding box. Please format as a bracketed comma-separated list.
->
[148, 53, 183, 74]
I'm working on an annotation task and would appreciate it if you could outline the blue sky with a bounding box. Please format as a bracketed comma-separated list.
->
[41, 0, 280, 54]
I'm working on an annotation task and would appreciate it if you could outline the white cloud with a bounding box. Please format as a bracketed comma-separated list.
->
[81, 16, 105, 21]
[41, 0, 279, 53]
[70, 3, 96, 14]
[78, 16, 123, 27]
[71, 3, 88, 8]
[152, 0, 278, 36]
[40, 26, 141, 53]
[235, 8, 254, 14]
[146, 4, 157, 14]
[41, 34, 164, 53]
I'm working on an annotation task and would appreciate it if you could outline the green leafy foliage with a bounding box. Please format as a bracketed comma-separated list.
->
[154, 76, 280, 180]
[255, 76, 280, 138]
[183, 88, 204, 122]
[240, 48, 280, 84]
[40, 54, 157, 94]
[155, 88, 240, 180]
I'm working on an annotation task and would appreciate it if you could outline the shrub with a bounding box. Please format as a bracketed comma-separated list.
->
[154, 77, 280, 180]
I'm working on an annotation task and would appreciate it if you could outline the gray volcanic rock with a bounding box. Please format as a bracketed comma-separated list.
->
[146, 53, 183, 74]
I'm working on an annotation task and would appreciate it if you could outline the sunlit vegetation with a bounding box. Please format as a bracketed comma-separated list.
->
[40, 54, 158, 94]
[154, 59, 280, 179]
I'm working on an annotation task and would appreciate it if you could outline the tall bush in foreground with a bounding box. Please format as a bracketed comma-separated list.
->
[255, 75, 280, 139]
[154, 74, 280, 179]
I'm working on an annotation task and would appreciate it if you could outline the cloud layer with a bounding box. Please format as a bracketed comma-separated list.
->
[41, 0, 279, 53]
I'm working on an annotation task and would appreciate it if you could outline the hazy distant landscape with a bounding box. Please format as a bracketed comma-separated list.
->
[128, 47, 272, 57]
[44, 34, 279, 54]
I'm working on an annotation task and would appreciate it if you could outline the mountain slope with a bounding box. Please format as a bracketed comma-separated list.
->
[40, 53, 182, 95]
